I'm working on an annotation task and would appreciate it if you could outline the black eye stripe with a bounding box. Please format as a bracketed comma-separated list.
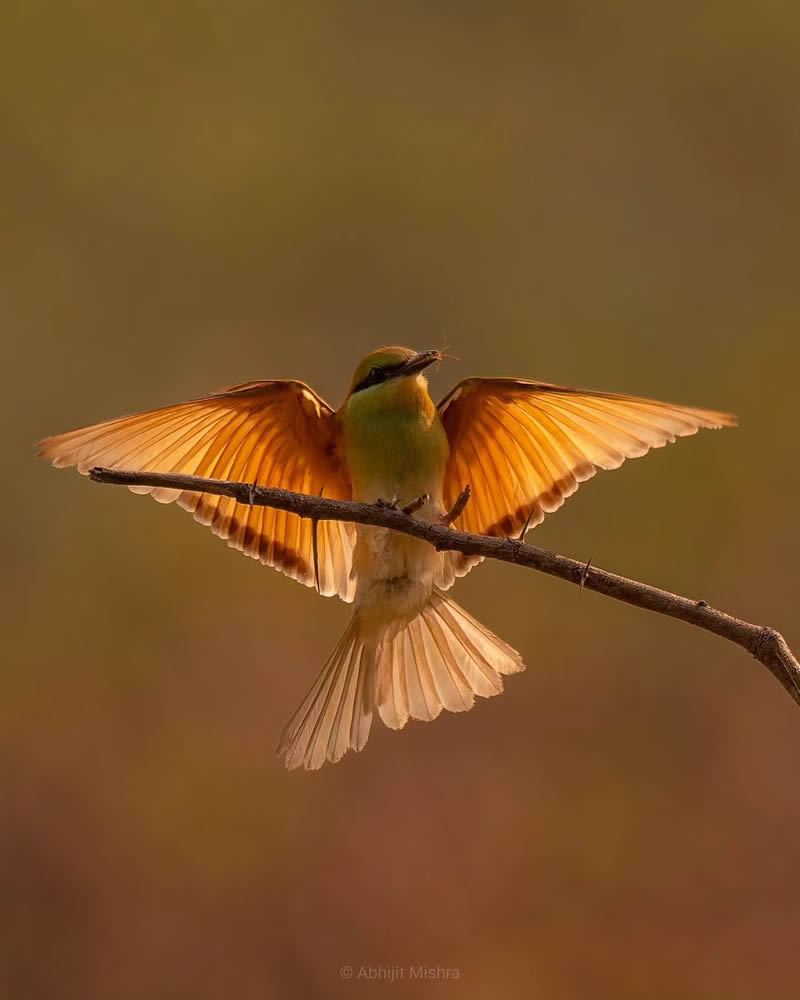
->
[353, 362, 404, 394]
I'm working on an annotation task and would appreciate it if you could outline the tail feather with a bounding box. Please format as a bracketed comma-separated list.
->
[277, 587, 524, 771]
[377, 588, 523, 729]
[277, 618, 376, 771]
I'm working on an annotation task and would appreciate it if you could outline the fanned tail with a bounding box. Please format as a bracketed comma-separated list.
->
[376, 587, 524, 730]
[277, 587, 524, 771]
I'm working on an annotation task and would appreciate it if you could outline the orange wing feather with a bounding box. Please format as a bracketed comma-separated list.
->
[38, 381, 356, 601]
[438, 378, 735, 545]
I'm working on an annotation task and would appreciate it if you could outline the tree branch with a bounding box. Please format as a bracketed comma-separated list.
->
[89, 466, 800, 707]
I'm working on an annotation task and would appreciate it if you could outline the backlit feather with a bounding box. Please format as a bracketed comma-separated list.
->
[38, 381, 356, 600]
[438, 378, 736, 541]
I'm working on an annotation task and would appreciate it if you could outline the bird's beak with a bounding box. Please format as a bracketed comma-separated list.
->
[396, 350, 441, 378]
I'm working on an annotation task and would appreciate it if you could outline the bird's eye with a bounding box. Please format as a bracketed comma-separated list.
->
[353, 364, 388, 393]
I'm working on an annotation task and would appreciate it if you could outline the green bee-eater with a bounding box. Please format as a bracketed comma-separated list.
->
[39, 348, 735, 770]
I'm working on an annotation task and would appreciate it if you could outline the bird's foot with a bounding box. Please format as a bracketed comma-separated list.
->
[374, 495, 400, 510]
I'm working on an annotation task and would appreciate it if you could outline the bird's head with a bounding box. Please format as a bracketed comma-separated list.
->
[346, 347, 441, 397]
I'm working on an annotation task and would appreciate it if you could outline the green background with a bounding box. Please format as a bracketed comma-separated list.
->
[4, 3, 799, 997]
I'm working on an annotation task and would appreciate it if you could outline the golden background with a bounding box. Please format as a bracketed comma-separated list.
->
[4, 3, 799, 997]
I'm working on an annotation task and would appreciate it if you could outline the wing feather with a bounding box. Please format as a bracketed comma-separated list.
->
[438, 378, 735, 543]
[38, 381, 356, 601]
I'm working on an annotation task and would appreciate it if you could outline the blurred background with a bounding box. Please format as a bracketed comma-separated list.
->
[4, 2, 799, 997]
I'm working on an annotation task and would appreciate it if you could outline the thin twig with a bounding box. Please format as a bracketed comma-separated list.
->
[402, 493, 429, 516]
[311, 487, 324, 595]
[441, 484, 471, 526]
[579, 557, 592, 596]
[88, 466, 800, 707]
[517, 507, 535, 541]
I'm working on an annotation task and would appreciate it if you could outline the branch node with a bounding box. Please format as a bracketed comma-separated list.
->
[752, 626, 781, 661]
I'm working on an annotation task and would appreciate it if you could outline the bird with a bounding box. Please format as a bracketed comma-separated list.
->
[38, 348, 735, 770]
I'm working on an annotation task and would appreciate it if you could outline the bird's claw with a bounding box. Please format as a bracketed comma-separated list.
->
[374, 494, 430, 516]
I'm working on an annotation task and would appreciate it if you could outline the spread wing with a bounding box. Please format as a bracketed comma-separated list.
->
[38, 380, 356, 601]
[437, 378, 735, 566]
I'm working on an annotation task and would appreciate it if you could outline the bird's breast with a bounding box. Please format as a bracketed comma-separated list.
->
[340, 395, 450, 621]
[342, 402, 449, 508]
